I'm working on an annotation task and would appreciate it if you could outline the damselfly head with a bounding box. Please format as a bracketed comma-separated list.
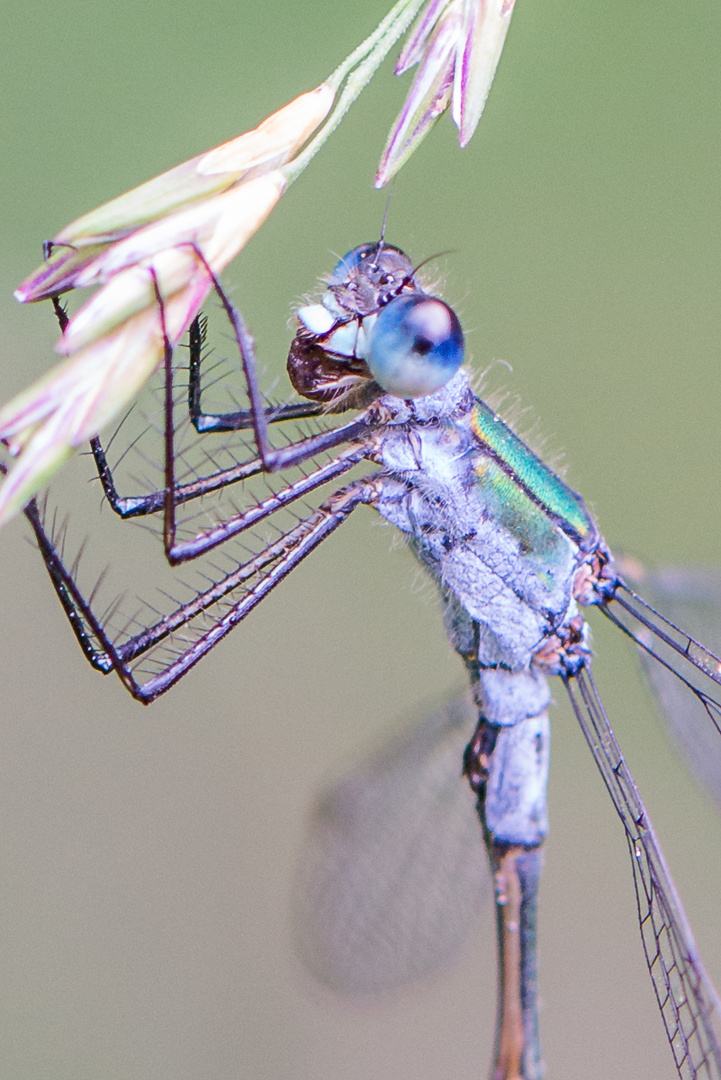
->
[325, 242, 416, 318]
[288, 241, 465, 404]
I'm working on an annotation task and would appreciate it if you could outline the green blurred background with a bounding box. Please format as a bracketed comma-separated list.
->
[1, 1, 720, 1078]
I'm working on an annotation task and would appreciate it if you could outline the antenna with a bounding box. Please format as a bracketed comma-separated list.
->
[379, 188, 393, 245]
[371, 188, 394, 269]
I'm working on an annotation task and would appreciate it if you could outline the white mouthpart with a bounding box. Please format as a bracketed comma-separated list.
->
[297, 304, 335, 335]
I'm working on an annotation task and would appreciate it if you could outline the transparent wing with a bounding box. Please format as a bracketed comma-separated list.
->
[633, 567, 721, 808]
[566, 667, 721, 1080]
[292, 695, 490, 996]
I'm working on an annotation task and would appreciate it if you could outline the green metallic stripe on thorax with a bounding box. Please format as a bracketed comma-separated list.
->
[470, 399, 596, 549]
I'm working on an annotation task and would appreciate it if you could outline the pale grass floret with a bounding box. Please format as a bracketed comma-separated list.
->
[1, 0, 519, 526]
[376, 0, 516, 186]
[0, 87, 333, 526]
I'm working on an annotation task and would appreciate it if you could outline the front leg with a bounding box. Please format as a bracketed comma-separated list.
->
[187, 313, 324, 434]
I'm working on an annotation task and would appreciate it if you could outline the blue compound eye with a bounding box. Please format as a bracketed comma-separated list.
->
[367, 294, 464, 398]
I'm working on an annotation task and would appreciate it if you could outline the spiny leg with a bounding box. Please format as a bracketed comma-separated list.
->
[187, 312, 324, 434]
[156, 304, 370, 563]
[24, 475, 376, 702]
[186, 255, 374, 472]
[84, 259, 372, 525]
[51, 295, 70, 334]
[173, 243, 323, 469]
[162, 444, 367, 564]
[21, 259, 380, 695]
[89, 412, 369, 521]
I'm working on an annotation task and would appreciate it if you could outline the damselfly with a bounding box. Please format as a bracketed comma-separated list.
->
[9, 240, 721, 1079]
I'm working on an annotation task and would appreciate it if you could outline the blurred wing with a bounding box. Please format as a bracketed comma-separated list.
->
[635, 567, 721, 808]
[293, 695, 490, 996]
